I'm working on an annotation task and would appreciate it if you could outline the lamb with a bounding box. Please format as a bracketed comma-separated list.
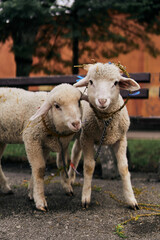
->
[0, 84, 84, 211]
[67, 62, 140, 209]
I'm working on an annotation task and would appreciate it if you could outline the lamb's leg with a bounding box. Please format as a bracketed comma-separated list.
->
[81, 142, 95, 208]
[28, 175, 33, 200]
[28, 148, 50, 201]
[25, 142, 47, 211]
[113, 136, 138, 209]
[56, 149, 74, 195]
[0, 143, 13, 194]
[68, 138, 82, 184]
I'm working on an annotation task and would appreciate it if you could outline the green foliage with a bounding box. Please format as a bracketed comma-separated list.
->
[115, 224, 127, 238]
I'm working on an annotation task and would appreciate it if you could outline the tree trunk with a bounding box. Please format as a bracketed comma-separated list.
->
[72, 36, 79, 74]
[15, 56, 33, 90]
[15, 56, 33, 77]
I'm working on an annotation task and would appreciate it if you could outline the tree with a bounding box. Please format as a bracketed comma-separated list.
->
[0, 0, 54, 76]
[35, 0, 160, 74]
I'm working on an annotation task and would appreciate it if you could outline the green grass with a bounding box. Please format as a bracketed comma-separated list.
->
[128, 139, 160, 172]
[2, 140, 160, 172]
[4, 144, 26, 158]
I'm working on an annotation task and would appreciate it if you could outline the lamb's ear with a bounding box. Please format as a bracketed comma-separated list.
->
[30, 101, 52, 121]
[119, 77, 140, 91]
[74, 76, 89, 87]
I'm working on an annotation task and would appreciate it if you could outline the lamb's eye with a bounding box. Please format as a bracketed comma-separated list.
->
[89, 80, 93, 85]
[54, 103, 61, 109]
[114, 81, 118, 86]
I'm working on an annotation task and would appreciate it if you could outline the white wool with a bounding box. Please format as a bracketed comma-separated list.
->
[87, 62, 121, 80]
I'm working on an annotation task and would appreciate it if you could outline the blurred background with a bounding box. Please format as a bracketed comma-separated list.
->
[0, 0, 160, 117]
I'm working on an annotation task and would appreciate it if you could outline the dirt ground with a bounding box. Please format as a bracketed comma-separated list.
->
[0, 164, 160, 240]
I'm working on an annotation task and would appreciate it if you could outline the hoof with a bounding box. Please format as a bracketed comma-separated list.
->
[66, 191, 74, 197]
[37, 206, 48, 212]
[82, 202, 89, 209]
[28, 196, 34, 202]
[6, 189, 14, 195]
[0, 189, 13, 195]
[129, 204, 139, 211]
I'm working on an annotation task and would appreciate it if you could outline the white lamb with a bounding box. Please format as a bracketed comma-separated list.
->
[0, 84, 84, 211]
[68, 62, 140, 209]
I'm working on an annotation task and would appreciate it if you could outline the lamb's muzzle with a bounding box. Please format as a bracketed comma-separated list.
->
[71, 120, 81, 131]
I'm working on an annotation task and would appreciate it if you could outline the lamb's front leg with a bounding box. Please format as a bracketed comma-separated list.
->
[82, 141, 95, 208]
[28, 148, 50, 202]
[25, 142, 47, 211]
[113, 136, 138, 209]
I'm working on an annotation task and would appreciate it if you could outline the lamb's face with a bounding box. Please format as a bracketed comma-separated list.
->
[30, 84, 83, 133]
[74, 63, 140, 112]
[87, 64, 122, 111]
[87, 76, 120, 111]
[50, 85, 82, 132]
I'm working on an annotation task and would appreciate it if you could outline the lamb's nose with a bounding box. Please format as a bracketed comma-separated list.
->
[72, 121, 81, 130]
[98, 98, 107, 106]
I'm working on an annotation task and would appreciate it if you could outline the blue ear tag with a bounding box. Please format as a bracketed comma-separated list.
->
[108, 61, 112, 64]
[128, 90, 140, 96]
[76, 75, 85, 82]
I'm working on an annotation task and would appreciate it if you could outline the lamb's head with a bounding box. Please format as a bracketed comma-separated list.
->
[30, 84, 84, 133]
[74, 63, 140, 111]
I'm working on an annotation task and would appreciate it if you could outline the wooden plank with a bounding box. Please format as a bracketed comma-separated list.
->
[130, 116, 160, 131]
[0, 75, 77, 87]
[127, 73, 151, 83]
[120, 88, 149, 99]
[0, 72, 150, 87]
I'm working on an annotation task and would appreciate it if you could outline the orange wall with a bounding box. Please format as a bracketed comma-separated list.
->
[0, 39, 16, 77]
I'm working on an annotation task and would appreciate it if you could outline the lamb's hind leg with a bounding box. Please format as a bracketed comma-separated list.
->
[59, 139, 82, 195]
[113, 136, 138, 210]
[68, 138, 82, 185]
[0, 143, 13, 194]
[56, 149, 74, 195]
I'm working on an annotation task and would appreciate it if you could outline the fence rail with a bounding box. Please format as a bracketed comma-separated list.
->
[0, 73, 151, 99]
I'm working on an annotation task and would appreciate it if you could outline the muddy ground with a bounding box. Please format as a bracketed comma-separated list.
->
[0, 163, 160, 240]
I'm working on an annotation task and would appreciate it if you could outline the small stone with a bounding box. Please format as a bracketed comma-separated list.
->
[16, 225, 21, 229]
